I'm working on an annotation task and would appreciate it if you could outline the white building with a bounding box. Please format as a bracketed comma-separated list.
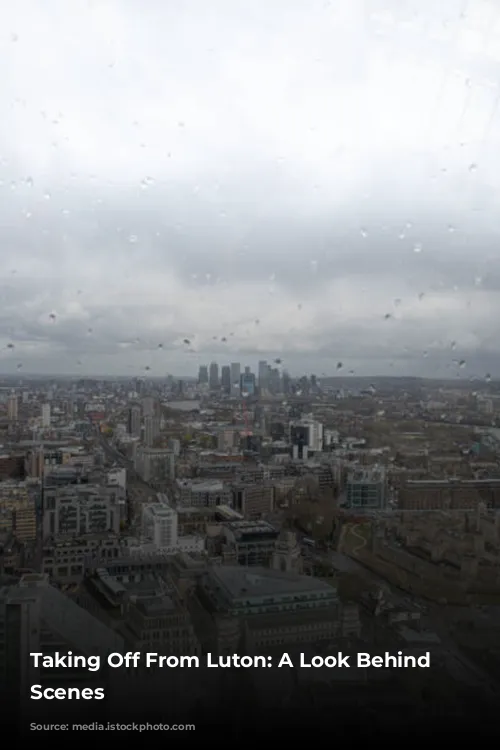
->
[41, 403, 51, 428]
[140, 494, 204, 555]
[290, 418, 324, 456]
[142, 503, 178, 548]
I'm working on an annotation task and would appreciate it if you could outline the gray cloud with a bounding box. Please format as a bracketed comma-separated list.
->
[1, 0, 500, 377]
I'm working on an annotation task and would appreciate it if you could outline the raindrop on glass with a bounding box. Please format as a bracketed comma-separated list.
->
[459, 360, 466, 368]
[413, 242, 423, 253]
[447, 225, 455, 233]
[129, 235, 138, 243]
[486, 373, 492, 382]
[360, 227, 367, 238]
[25, 176, 33, 187]
[469, 163, 477, 172]
[44, 192, 51, 200]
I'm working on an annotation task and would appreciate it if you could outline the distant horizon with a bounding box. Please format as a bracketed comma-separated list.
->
[0, 372, 496, 385]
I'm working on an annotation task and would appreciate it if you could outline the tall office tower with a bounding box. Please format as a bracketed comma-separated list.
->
[221, 365, 231, 393]
[198, 365, 208, 384]
[282, 370, 291, 395]
[144, 415, 160, 447]
[127, 405, 141, 437]
[41, 403, 51, 428]
[258, 360, 268, 387]
[240, 369, 256, 396]
[7, 393, 18, 421]
[230, 362, 241, 393]
[209, 362, 219, 389]
[142, 396, 155, 418]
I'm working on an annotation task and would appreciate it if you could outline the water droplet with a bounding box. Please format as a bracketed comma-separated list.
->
[423, 350, 428, 358]
[451, 341, 456, 350]
[25, 176, 33, 187]
[413, 242, 423, 253]
[10, 33, 18, 42]
[398, 232, 405, 240]
[394, 298, 401, 307]
[6, 343, 14, 349]
[24, 210, 32, 219]
[384, 313, 392, 320]
[183, 338, 190, 345]
[44, 191, 51, 200]
[255, 319, 260, 325]
[485, 373, 492, 382]
[269, 273, 276, 282]
[360, 227, 367, 238]
[310, 260, 318, 272]
[469, 163, 477, 172]
[297, 303, 302, 310]
[418, 292, 425, 301]
[447, 225, 455, 233]
[405, 222, 412, 229]
[61, 208, 69, 216]
[336, 362, 343, 370]
[474, 276, 482, 287]
[129, 234, 138, 243]
[459, 360, 466, 368]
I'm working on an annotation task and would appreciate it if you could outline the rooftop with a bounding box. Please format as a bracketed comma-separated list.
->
[207, 565, 337, 601]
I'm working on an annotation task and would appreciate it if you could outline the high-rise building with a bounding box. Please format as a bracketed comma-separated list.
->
[209, 362, 219, 389]
[230, 363, 241, 395]
[142, 396, 155, 418]
[144, 415, 160, 447]
[240, 369, 256, 397]
[127, 405, 141, 437]
[290, 418, 323, 458]
[7, 394, 18, 422]
[221, 365, 231, 392]
[258, 361, 268, 388]
[41, 403, 51, 428]
[198, 365, 208, 384]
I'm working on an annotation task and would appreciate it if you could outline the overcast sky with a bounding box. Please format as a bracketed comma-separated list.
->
[1, 0, 500, 378]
